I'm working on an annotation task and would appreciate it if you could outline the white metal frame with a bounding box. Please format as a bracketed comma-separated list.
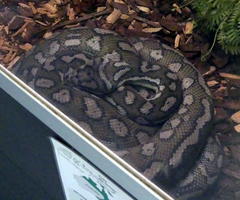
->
[0, 64, 174, 200]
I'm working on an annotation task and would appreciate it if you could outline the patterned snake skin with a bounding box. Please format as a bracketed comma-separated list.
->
[12, 27, 223, 199]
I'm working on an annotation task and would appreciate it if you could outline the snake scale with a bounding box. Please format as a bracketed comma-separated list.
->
[12, 27, 223, 199]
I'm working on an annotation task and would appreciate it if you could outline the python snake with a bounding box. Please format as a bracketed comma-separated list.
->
[12, 27, 223, 200]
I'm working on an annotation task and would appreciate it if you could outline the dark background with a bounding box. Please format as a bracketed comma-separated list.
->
[0, 88, 65, 200]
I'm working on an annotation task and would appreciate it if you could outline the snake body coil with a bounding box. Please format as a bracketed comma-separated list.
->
[12, 27, 223, 199]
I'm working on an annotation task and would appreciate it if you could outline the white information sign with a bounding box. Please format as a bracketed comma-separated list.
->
[51, 138, 135, 200]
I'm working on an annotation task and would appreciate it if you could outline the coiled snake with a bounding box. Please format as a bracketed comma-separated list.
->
[12, 27, 223, 199]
